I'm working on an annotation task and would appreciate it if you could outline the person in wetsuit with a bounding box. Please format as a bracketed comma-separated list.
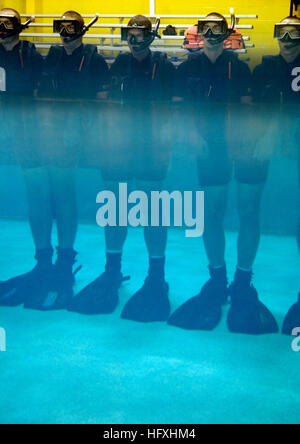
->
[0, 8, 46, 306]
[254, 15, 300, 335]
[0, 10, 110, 311]
[168, 12, 279, 335]
[68, 15, 176, 323]
[0, 8, 42, 166]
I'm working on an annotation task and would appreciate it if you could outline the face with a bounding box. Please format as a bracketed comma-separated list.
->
[0, 17, 14, 30]
[60, 21, 77, 35]
[202, 20, 226, 49]
[56, 18, 82, 48]
[60, 22, 82, 47]
[127, 28, 150, 56]
[0, 17, 15, 42]
[278, 26, 300, 61]
[202, 21, 224, 36]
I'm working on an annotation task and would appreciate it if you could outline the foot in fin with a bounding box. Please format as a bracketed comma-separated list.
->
[68, 251, 129, 315]
[121, 276, 170, 323]
[282, 293, 300, 336]
[68, 271, 129, 315]
[227, 270, 279, 335]
[0, 248, 53, 307]
[24, 248, 78, 311]
[168, 266, 228, 331]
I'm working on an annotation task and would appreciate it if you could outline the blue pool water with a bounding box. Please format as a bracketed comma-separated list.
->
[0, 219, 299, 424]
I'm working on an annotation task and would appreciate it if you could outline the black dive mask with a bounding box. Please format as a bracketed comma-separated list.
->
[122, 18, 161, 52]
[54, 14, 99, 43]
[0, 15, 34, 40]
[198, 12, 235, 47]
[280, 33, 300, 47]
[0, 23, 16, 40]
[128, 32, 154, 52]
[203, 28, 228, 45]
[275, 23, 300, 40]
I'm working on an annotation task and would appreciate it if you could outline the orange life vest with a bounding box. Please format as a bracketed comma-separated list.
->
[183, 25, 245, 51]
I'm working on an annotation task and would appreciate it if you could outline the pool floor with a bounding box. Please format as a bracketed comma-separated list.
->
[0, 219, 299, 424]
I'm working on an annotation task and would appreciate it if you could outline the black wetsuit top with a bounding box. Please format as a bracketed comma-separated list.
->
[175, 50, 252, 141]
[0, 40, 43, 95]
[109, 50, 175, 103]
[0, 41, 43, 166]
[253, 53, 300, 185]
[253, 54, 300, 104]
[41, 44, 110, 99]
[175, 50, 251, 103]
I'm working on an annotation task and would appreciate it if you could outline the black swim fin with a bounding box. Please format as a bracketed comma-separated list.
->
[168, 266, 228, 331]
[227, 281, 279, 335]
[282, 294, 300, 336]
[24, 248, 79, 311]
[68, 271, 129, 315]
[0, 248, 54, 307]
[121, 276, 170, 323]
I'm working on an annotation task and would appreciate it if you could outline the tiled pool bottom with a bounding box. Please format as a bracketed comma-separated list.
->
[0, 220, 299, 424]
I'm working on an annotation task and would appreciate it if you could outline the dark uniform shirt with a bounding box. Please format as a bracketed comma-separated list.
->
[253, 54, 300, 104]
[110, 50, 175, 102]
[0, 40, 43, 95]
[175, 50, 252, 142]
[41, 44, 110, 99]
[0, 41, 43, 166]
[253, 53, 300, 186]
[175, 50, 252, 103]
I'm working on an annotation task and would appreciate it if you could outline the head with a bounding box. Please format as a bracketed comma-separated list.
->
[200, 12, 229, 51]
[0, 8, 21, 44]
[126, 15, 153, 59]
[276, 16, 300, 62]
[57, 11, 84, 52]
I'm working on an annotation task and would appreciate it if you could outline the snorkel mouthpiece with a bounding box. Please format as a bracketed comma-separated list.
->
[203, 29, 227, 45]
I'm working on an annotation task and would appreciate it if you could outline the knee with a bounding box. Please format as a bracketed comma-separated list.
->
[206, 201, 226, 222]
[238, 199, 260, 221]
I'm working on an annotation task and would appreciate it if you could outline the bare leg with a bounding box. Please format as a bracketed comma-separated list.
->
[136, 180, 168, 258]
[227, 182, 278, 335]
[23, 167, 53, 249]
[49, 166, 77, 249]
[103, 180, 129, 254]
[237, 182, 265, 271]
[202, 185, 228, 268]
